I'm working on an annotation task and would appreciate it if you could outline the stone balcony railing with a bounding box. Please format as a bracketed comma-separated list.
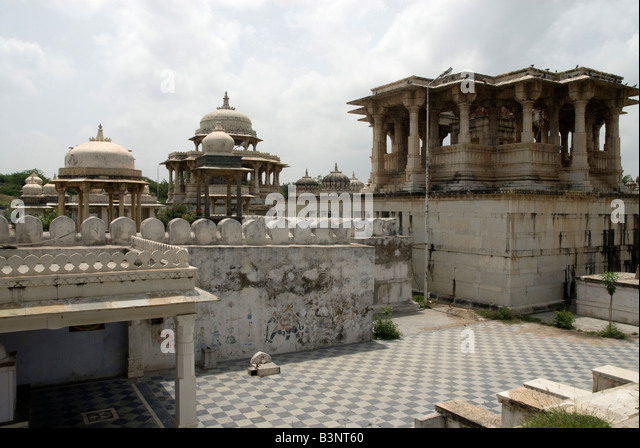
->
[430, 142, 562, 190]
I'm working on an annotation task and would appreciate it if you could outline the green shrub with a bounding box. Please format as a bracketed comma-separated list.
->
[372, 306, 402, 340]
[552, 309, 575, 329]
[496, 307, 513, 320]
[522, 408, 610, 428]
[157, 203, 196, 226]
[412, 295, 425, 308]
[596, 323, 626, 339]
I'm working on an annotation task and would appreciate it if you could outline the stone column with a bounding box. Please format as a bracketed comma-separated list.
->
[605, 104, 623, 188]
[175, 313, 198, 428]
[252, 165, 259, 196]
[56, 185, 66, 219]
[108, 189, 115, 225]
[203, 174, 210, 217]
[136, 186, 143, 231]
[127, 320, 144, 378]
[457, 102, 471, 144]
[518, 100, 535, 143]
[118, 184, 126, 218]
[168, 167, 174, 201]
[547, 101, 561, 146]
[195, 173, 201, 217]
[236, 173, 243, 218]
[78, 183, 91, 227]
[226, 177, 232, 216]
[488, 105, 499, 146]
[403, 105, 422, 191]
[370, 107, 388, 188]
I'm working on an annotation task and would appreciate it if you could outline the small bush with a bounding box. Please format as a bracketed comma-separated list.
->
[372, 306, 402, 340]
[496, 307, 513, 320]
[157, 203, 196, 226]
[596, 323, 626, 339]
[552, 309, 575, 329]
[412, 295, 425, 308]
[522, 408, 610, 428]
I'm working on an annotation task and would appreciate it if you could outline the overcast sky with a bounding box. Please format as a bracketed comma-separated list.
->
[1, 0, 638, 186]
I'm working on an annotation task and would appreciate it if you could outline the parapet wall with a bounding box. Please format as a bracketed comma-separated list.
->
[0, 215, 399, 247]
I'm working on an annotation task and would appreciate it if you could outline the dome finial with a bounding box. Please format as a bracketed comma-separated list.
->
[218, 91, 235, 110]
[334, 163, 338, 171]
[90, 123, 111, 142]
[305, 168, 309, 176]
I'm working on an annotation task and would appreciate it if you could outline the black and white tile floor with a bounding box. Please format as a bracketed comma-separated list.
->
[28, 319, 639, 428]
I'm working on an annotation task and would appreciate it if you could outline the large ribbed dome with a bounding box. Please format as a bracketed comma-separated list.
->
[59, 125, 140, 178]
[197, 92, 257, 138]
[322, 163, 351, 190]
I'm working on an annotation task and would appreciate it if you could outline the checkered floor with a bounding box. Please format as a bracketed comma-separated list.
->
[28, 320, 639, 428]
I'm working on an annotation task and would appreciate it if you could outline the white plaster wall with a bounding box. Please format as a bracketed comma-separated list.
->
[576, 278, 639, 325]
[140, 244, 375, 370]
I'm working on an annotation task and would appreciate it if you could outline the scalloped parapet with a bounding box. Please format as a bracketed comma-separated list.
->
[1, 215, 398, 247]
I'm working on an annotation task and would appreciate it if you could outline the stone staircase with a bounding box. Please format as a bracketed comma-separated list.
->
[415, 365, 639, 428]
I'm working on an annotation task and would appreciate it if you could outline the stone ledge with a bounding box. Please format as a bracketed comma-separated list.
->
[433, 400, 501, 428]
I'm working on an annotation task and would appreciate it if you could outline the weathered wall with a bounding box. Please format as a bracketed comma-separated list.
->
[140, 244, 375, 370]
[576, 273, 639, 326]
[428, 192, 639, 313]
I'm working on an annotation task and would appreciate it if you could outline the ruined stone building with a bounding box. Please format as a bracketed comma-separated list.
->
[348, 66, 639, 312]
[162, 92, 288, 216]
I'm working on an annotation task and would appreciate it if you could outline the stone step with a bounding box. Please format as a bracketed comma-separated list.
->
[496, 386, 566, 427]
[432, 400, 501, 428]
[592, 365, 640, 392]
[523, 378, 592, 400]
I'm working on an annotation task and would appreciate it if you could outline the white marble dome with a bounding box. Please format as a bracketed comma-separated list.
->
[202, 122, 236, 155]
[21, 172, 44, 196]
[64, 125, 135, 171]
[197, 92, 257, 138]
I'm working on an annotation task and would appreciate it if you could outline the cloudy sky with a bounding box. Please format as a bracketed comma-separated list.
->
[1, 0, 638, 185]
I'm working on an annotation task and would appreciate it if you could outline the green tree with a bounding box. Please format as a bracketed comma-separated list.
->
[600, 271, 619, 330]
[0, 169, 50, 197]
[156, 203, 196, 226]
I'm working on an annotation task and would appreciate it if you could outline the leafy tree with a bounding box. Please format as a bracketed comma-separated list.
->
[156, 203, 196, 226]
[600, 271, 619, 331]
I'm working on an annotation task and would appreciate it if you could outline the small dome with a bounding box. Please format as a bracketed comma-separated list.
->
[350, 172, 364, 191]
[322, 163, 351, 191]
[197, 92, 257, 138]
[295, 169, 319, 190]
[64, 125, 135, 172]
[22, 171, 44, 197]
[202, 122, 236, 155]
[43, 175, 57, 196]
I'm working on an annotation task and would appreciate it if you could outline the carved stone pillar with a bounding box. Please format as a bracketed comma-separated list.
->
[175, 313, 197, 428]
[605, 104, 623, 188]
[370, 107, 388, 188]
[403, 105, 422, 191]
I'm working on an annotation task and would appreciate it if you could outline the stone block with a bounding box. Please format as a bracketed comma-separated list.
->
[266, 220, 290, 244]
[168, 218, 192, 245]
[414, 413, 445, 428]
[592, 365, 640, 392]
[140, 218, 165, 243]
[434, 400, 501, 428]
[109, 216, 136, 245]
[242, 218, 267, 245]
[192, 219, 217, 245]
[218, 218, 242, 245]
[80, 217, 106, 245]
[15, 215, 43, 244]
[49, 216, 76, 246]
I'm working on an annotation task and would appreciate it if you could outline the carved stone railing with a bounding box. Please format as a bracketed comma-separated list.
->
[0, 247, 190, 278]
